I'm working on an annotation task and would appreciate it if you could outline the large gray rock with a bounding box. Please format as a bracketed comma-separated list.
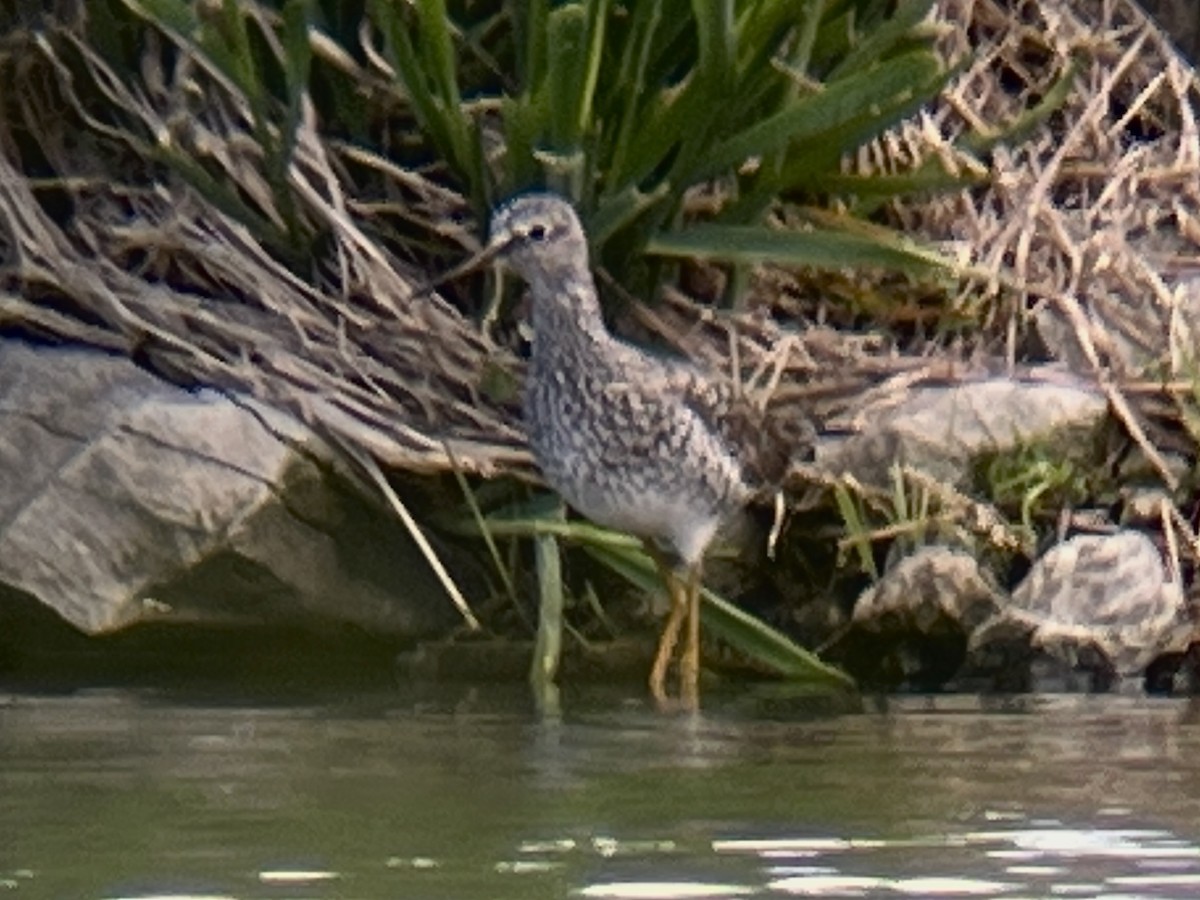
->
[0, 339, 454, 637]
[818, 375, 1107, 488]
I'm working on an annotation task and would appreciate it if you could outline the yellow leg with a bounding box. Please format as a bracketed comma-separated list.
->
[648, 567, 686, 708]
[644, 543, 705, 711]
[679, 566, 702, 711]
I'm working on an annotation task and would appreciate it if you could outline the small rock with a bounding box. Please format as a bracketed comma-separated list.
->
[852, 547, 1005, 634]
[969, 531, 1196, 679]
[842, 547, 1005, 688]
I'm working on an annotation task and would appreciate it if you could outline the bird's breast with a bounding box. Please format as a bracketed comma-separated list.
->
[522, 346, 744, 564]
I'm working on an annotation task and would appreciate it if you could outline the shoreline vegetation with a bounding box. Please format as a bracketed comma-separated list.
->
[1, 0, 1198, 695]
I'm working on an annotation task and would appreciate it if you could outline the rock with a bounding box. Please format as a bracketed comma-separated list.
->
[840, 547, 1005, 688]
[852, 547, 1004, 633]
[841, 535, 1199, 692]
[0, 339, 455, 638]
[968, 531, 1196, 680]
[818, 375, 1107, 488]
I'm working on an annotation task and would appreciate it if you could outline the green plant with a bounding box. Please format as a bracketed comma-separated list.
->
[833, 463, 970, 579]
[76, 0, 1077, 307]
[55, 0, 1084, 306]
[370, 0, 970, 284]
[444, 492, 855, 690]
[981, 442, 1093, 541]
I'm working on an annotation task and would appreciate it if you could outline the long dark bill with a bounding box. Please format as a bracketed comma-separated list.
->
[409, 236, 513, 300]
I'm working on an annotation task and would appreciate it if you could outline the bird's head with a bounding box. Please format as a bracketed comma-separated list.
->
[486, 193, 590, 284]
[419, 193, 597, 320]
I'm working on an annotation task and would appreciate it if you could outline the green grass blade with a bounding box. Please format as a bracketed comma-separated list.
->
[454, 515, 645, 550]
[531, 502, 566, 688]
[446, 461, 528, 627]
[590, 183, 669, 245]
[606, 0, 665, 185]
[416, 0, 483, 193]
[367, 1, 424, 93]
[818, 164, 986, 212]
[665, 0, 732, 185]
[513, 0, 551, 88]
[735, 0, 818, 77]
[826, 0, 936, 79]
[832, 480, 878, 580]
[416, 0, 463, 113]
[700, 49, 942, 179]
[280, 0, 313, 165]
[691, 0, 733, 83]
[576, 0, 609, 141]
[123, 0, 196, 38]
[544, 4, 589, 191]
[500, 95, 542, 196]
[962, 58, 1079, 155]
[608, 88, 691, 189]
[646, 221, 955, 276]
[775, 64, 956, 182]
[369, 0, 473, 188]
[214, 0, 266, 120]
[609, 2, 729, 189]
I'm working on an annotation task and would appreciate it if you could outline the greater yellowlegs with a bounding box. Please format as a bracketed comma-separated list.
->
[484, 193, 783, 709]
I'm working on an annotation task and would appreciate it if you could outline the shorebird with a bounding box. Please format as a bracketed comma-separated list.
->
[481, 193, 796, 709]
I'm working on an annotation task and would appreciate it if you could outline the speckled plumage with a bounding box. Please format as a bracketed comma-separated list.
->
[486, 193, 786, 707]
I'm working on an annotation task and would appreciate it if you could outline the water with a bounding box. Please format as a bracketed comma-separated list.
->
[2, 685, 1200, 900]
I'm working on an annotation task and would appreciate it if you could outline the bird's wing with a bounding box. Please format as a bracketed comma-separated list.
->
[661, 361, 814, 488]
[599, 352, 813, 488]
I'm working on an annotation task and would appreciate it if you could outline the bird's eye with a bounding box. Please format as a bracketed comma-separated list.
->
[527, 224, 547, 241]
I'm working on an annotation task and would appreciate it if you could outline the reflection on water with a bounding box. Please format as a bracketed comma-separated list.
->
[1, 687, 1199, 899]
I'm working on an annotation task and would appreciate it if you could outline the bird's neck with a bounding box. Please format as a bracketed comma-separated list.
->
[529, 271, 610, 350]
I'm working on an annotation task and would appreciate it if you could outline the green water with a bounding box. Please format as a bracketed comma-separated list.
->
[2, 685, 1199, 899]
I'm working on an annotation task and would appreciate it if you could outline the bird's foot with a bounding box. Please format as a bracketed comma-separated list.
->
[648, 657, 700, 713]
[650, 686, 699, 714]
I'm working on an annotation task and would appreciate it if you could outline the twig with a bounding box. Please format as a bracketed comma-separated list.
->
[340, 439, 482, 632]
